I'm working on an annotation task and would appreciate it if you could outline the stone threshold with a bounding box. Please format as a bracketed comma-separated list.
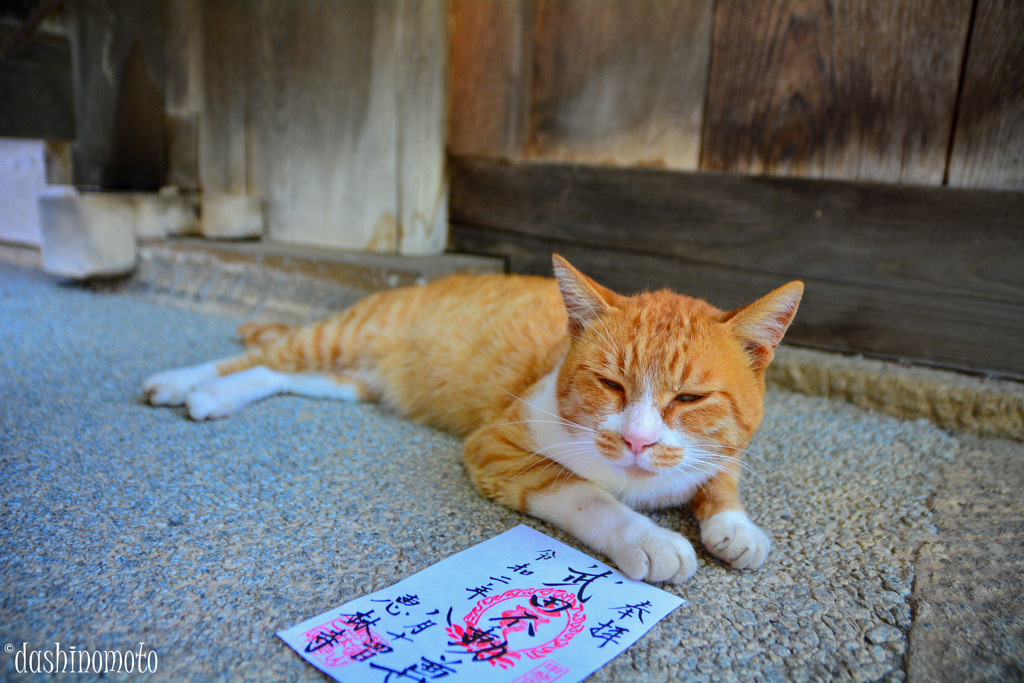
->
[127, 238, 505, 325]
[2, 237, 1021, 440]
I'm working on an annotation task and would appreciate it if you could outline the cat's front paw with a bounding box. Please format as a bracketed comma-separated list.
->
[701, 510, 771, 570]
[610, 525, 698, 585]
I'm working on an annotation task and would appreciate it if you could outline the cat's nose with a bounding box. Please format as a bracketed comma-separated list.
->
[622, 435, 655, 455]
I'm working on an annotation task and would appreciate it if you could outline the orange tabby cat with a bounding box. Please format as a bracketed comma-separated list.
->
[143, 255, 802, 584]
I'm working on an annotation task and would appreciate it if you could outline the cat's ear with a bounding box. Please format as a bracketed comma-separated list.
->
[724, 281, 804, 371]
[552, 254, 618, 336]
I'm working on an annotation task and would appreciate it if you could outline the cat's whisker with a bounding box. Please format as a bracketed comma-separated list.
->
[716, 444, 776, 474]
[505, 445, 586, 484]
[681, 459, 757, 491]
[679, 454, 761, 491]
[695, 439, 773, 471]
[686, 446, 767, 484]
[524, 456, 575, 485]
[499, 387, 597, 434]
[504, 442, 595, 485]
[573, 293, 620, 358]
[554, 454, 604, 494]
[506, 457, 549, 484]
[495, 418, 597, 433]
[504, 455, 538, 480]
[567, 332, 616, 360]
[580, 319, 620, 363]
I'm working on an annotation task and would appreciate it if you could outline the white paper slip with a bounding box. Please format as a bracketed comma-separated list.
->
[277, 524, 686, 683]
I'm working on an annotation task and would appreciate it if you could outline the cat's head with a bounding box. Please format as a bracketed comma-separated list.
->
[552, 255, 802, 483]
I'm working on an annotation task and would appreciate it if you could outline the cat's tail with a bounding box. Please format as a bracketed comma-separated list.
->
[237, 322, 295, 347]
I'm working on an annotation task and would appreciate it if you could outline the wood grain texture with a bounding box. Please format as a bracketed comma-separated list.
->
[0, 26, 74, 140]
[198, 0, 447, 253]
[702, 0, 972, 185]
[397, 0, 449, 255]
[947, 0, 1024, 190]
[527, 0, 714, 169]
[198, 0, 400, 251]
[448, 156, 1024, 377]
[447, 0, 532, 157]
[196, 0, 253, 197]
[164, 0, 201, 114]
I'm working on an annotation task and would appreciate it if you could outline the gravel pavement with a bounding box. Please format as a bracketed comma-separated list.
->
[1, 261, 1021, 682]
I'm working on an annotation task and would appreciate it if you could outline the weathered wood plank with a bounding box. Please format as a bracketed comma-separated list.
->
[527, 0, 713, 169]
[701, 0, 971, 185]
[164, 0, 202, 114]
[197, 0, 446, 253]
[447, 0, 532, 158]
[397, 0, 449, 255]
[449, 222, 1024, 378]
[947, 0, 1024, 190]
[199, 0, 402, 251]
[448, 156, 1024, 377]
[450, 156, 1024, 302]
[196, 0, 248, 196]
[0, 26, 75, 140]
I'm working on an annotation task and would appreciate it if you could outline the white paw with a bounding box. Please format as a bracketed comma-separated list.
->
[701, 510, 771, 570]
[608, 523, 698, 585]
[142, 363, 217, 406]
[185, 384, 237, 421]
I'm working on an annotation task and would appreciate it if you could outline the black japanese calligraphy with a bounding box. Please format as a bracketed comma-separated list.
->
[350, 638, 393, 662]
[408, 620, 437, 635]
[610, 600, 652, 624]
[542, 565, 613, 603]
[589, 620, 630, 648]
[447, 625, 510, 662]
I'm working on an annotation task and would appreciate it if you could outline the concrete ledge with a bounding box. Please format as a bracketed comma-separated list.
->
[0, 241, 43, 270]
[770, 346, 1024, 440]
[128, 239, 506, 324]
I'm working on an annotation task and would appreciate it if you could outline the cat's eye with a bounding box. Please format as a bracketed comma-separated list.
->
[600, 378, 624, 391]
[674, 393, 705, 403]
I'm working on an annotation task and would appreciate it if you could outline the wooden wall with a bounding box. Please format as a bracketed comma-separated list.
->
[449, 0, 1024, 189]
[197, 0, 448, 254]
[447, 0, 1024, 377]
[947, 0, 1024, 189]
[449, 0, 715, 170]
[58, 0, 449, 254]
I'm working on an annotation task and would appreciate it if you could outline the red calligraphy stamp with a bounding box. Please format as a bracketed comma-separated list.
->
[447, 588, 586, 670]
[301, 614, 391, 669]
[511, 660, 571, 683]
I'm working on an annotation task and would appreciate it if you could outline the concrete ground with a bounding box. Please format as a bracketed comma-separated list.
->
[1, 260, 1022, 682]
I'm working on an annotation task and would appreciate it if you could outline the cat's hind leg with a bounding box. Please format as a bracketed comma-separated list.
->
[237, 322, 294, 347]
[143, 347, 268, 407]
[145, 311, 372, 417]
[143, 361, 222, 406]
[185, 369, 368, 421]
